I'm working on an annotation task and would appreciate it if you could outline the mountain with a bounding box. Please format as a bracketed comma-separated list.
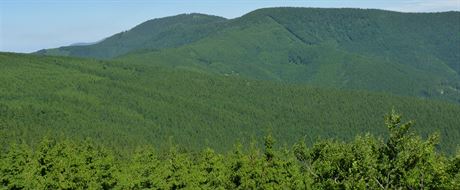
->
[1, 52, 460, 153]
[69, 40, 101, 46]
[36, 8, 460, 103]
[35, 13, 227, 59]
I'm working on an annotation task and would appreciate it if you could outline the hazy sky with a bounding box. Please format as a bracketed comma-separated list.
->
[1, 0, 459, 53]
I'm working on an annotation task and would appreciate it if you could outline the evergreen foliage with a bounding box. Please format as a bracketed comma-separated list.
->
[1, 111, 459, 189]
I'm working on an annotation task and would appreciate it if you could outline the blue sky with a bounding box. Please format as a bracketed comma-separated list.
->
[1, 0, 459, 53]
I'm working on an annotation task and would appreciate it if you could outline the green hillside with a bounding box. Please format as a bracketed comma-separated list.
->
[118, 8, 460, 102]
[242, 8, 460, 73]
[35, 13, 227, 59]
[1, 52, 459, 153]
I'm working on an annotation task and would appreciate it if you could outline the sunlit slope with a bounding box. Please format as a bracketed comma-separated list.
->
[1, 53, 459, 153]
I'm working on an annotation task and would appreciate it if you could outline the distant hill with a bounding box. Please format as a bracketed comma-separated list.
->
[1, 52, 460, 153]
[36, 13, 227, 58]
[69, 40, 101, 46]
[36, 8, 460, 103]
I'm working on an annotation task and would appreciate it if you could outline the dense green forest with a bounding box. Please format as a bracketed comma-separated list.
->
[2, 7, 460, 188]
[37, 8, 460, 102]
[1, 52, 460, 154]
[1, 111, 459, 189]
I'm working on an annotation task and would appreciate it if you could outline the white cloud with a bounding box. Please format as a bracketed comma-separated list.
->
[386, 0, 460, 12]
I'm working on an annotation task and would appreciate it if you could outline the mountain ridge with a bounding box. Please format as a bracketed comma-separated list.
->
[35, 7, 460, 102]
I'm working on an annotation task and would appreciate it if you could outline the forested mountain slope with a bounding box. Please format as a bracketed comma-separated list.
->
[241, 8, 460, 73]
[1, 53, 459, 153]
[119, 8, 460, 102]
[35, 13, 227, 59]
[35, 8, 460, 102]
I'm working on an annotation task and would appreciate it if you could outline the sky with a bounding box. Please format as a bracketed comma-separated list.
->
[1, 0, 459, 53]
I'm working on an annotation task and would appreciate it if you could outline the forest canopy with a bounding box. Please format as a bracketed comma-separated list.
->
[1, 52, 460, 154]
[1, 110, 459, 189]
